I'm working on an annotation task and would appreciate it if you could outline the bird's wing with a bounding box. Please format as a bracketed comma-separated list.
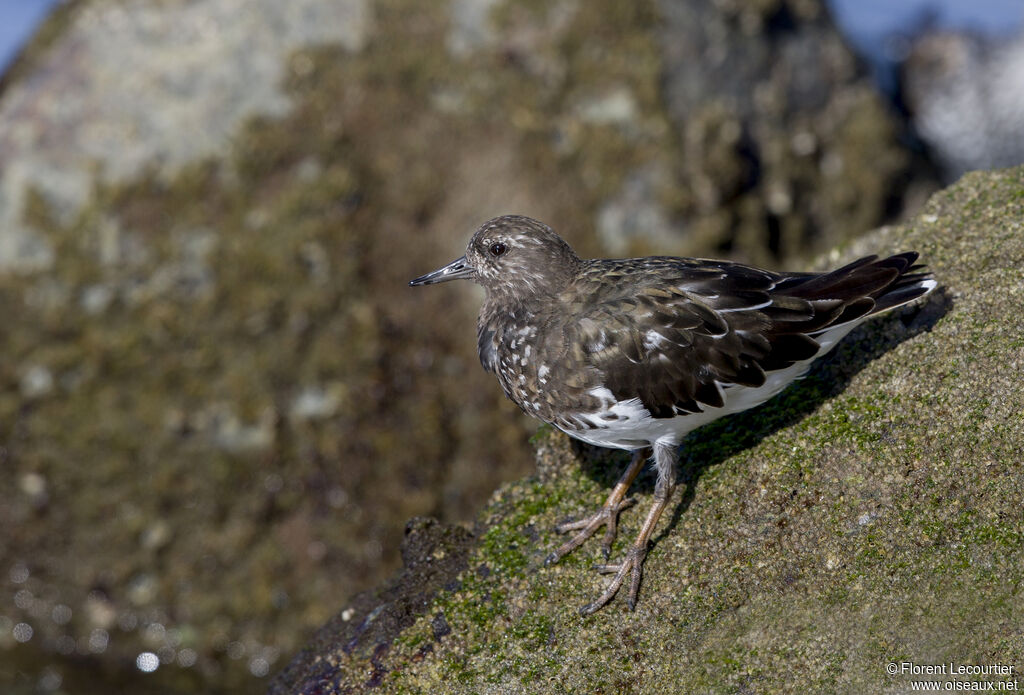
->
[565, 258, 857, 417]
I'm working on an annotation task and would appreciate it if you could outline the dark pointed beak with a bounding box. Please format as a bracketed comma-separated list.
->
[409, 255, 476, 286]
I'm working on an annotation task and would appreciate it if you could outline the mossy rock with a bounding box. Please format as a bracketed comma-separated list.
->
[271, 167, 1024, 694]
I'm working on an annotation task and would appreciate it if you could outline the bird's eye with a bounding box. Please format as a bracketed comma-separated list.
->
[489, 242, 508, 257]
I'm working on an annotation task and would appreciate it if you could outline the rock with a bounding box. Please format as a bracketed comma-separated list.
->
[652, 0, 924, 264]
[288, 384, 346, 422]
[17, 472, 49, 509]
[0, 0, 369, 271]
[903, 29, 1024, 182]
[270, 167, 1024, 693]
[19, 365, 54, 399]
[269, 517, 474, 695]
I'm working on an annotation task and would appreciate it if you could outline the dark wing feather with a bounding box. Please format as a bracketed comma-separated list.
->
[568, 260, 793, 417]
[569, 253, 931, 419]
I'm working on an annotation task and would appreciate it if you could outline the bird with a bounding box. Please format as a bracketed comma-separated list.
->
[410, 214, 935, 615]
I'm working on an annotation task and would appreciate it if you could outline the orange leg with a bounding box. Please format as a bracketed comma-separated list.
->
[544, 449, 646, 565]
[573, 441, 677, 615]
[584, 476, 673, 614]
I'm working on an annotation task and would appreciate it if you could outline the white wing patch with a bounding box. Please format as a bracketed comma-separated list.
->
[717, 298, 772, 312]
[559, 320, 861, 451]
[643, 330, 669, 351]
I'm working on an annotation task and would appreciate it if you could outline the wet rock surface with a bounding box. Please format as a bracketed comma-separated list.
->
[653, 0, 919, 263]
[0, 0, 369, 271]
[268, 518, 474, 695]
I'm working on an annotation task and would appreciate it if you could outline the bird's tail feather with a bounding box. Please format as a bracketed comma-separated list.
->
[790, 252, 936, 334]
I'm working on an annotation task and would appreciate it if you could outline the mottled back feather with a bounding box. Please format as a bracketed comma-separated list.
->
[553, 253, 930, 419]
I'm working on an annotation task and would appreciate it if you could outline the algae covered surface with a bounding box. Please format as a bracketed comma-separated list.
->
[273, 169, 1024, 694]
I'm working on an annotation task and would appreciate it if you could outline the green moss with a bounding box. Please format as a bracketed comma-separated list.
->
[528, 423, 555, 445]
[508, 613, 555, 650]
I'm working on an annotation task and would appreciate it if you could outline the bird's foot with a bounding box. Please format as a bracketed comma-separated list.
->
[543, 450, 647, 567]
[580, 543, 648, 615]
[543, 496, 637, 566]
[572, 467, 672, 614]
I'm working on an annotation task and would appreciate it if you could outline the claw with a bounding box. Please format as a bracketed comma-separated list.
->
[579, 544, 647, 612]
[547, 506, 624, 566]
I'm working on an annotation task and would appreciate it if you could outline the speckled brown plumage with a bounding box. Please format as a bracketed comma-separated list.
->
[411, 214, 935, 614]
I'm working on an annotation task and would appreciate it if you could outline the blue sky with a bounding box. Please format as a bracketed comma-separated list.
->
[830, 0, 1023, 64]
[0, 1, 1022, 79]
[0, 0, 62, 73]
[830, 0, 1022, 39]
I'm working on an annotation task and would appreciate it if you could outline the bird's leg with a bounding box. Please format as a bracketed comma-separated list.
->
[544, 449, 647, 566]
[581, 441, 677, 615]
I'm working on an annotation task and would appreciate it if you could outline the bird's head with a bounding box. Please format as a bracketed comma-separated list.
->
[410, 215, 581, 302]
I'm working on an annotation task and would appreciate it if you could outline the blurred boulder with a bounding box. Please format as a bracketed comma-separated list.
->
[903, 28, 1024, 181]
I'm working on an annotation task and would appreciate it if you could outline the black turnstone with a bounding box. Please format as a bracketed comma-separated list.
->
[410, 215, 935, 614]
